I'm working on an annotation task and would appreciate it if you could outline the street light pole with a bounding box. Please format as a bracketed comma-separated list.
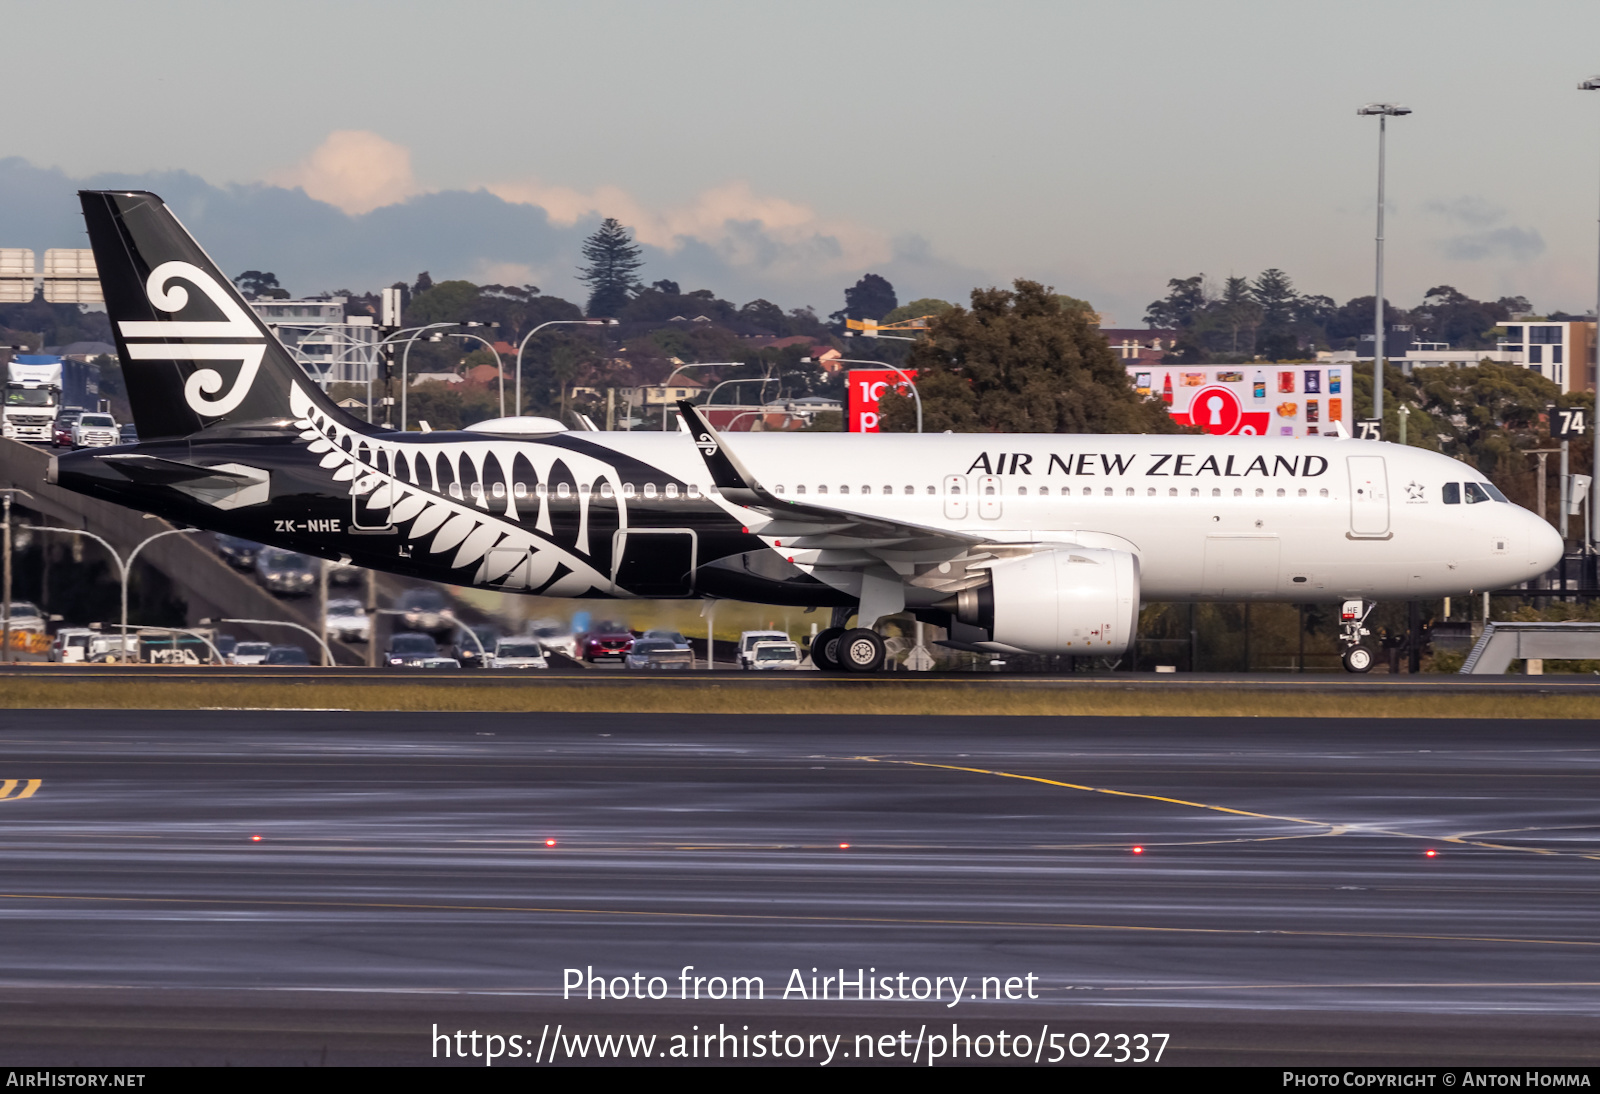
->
[805, 356, 922, 433]
[1359, 102, 1410, 433]
[32, 524, 197, 644]
[513, 319, 615, 419]
[1582, 76, 1600, 549]
[0, 489, 31, 664]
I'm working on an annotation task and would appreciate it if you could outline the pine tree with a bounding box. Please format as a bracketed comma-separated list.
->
[577, 218, 643, 318]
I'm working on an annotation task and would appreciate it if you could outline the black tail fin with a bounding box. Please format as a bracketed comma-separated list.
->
[79, 190, 363, 441]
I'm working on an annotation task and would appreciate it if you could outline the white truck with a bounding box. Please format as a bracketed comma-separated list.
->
[3, 356, 64, 443]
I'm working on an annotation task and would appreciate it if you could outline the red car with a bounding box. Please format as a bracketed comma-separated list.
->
[582, 623, 635, 662]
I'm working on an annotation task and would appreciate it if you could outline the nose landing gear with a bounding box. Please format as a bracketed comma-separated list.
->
[1338, 598, 1375, 673]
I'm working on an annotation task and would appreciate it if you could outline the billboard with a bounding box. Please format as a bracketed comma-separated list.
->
[1130, 365, 1352, 439]
[847, 369, 918, 432]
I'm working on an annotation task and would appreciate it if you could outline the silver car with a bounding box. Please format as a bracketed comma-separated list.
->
[71, 412, 119, 448]
[489, 638, 548, 670]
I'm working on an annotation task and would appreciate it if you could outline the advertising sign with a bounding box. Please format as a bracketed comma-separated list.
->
[847, 369, 918, 433]
[1130, 365, 1353, 439]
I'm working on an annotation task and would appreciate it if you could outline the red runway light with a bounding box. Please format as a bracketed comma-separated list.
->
[250, 835, 262, 842]
[1426, 849, 1437, 858]
[839, 842, 850, 849]
[1132, 846, 1144, 854]
[545, 839, 557, 847]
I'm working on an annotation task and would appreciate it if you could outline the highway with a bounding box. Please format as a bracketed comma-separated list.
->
[0, 711, 1597, 1066]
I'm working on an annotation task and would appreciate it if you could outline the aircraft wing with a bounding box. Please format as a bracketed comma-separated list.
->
[677, 402, 1025, 604]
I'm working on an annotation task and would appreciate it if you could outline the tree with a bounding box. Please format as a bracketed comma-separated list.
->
[878, 279, 1183, 434]
[1250, 268, 1300, 357]
[881, 298, 955, 326]
[829, 274, 898, 327]
[1143, 275, 1206, 329]
[233, 271, 289, 300]
[577, 217, 643, 318]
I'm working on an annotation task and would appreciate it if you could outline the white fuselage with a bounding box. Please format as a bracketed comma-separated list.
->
[569, 431, 1563, 603]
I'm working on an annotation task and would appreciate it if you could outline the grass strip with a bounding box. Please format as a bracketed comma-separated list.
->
[0, 680, 1597, 718]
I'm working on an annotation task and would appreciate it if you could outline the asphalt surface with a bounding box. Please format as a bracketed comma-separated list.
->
[0, 712, 1597, 1066]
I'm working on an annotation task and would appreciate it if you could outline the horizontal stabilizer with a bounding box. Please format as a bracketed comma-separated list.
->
[95, 453, 261, 485]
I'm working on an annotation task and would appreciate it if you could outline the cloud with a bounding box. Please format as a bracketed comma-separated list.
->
[270, 131, 419, 215]
[486, 177, 892, 276]
[1425, 195, 1506, 228]
[1440, 226, 1545, 262]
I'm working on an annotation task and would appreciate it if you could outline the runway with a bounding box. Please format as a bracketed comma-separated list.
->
[0, 711, 1597, 1066]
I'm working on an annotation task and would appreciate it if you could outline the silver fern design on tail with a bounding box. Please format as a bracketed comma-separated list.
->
[289, 385, 625, 594]
[117, 261, 267, 418]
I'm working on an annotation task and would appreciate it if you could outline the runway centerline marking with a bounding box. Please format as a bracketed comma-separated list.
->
[851, 757, 1600, 861]
[0, 891, 1593, 949]
[0, 780, 40, 801]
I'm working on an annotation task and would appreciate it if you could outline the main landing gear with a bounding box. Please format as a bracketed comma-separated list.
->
[810, 606, 889, 674]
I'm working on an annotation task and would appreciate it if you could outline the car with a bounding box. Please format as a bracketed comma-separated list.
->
[49, 627, 96, 663]
[582, 622, 634, 663]
[528, 619, 579, 661]
[414, 655, 461, 670]
[488, 638, 548, 670]
[118, 423, 138, 444]
[384, 631, 440, 667]
[624, 638, 694, 670]
[71, 412, 119, 448]
[254, 546, 317, 595]
[86, 634, 139, 663]
[3, 601, 44, 630]
[393, 587, 455, 636]
[230, 641, 272, 665]
[52, 407, 83, 448]
[324, 598, 370, 643]
[747, 640, 803, 670]
[641, 629, 690, 648]
[453, 624, 498, 668]
[215, 535, 264, 570]
[263, 644, 310, 666]
[327, 559, 363, 586]
[213, 633, 238, 661]
[738, 630, 790, 670]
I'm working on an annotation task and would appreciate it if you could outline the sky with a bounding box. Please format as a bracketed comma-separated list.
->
[4, 0, 1600, 325]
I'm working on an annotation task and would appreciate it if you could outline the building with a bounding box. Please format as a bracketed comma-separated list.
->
[620, 375, 706, 407]
[1496, 320, 1595, 394]
[249, 298, 379, 386]
[1100, 328, 1180, 363]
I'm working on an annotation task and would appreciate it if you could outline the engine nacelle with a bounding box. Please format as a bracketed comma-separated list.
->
[954, 548, 1140, 655]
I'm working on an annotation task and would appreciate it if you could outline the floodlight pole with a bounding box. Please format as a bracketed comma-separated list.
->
[1583, 77, 1600, 549]
[1359, 103, 1411, 431]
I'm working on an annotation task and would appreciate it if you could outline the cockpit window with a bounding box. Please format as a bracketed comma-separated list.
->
[1442, 483, 1460, 505]
[1464, 482, 1493, 504]
[1482, 482, 1509, 503]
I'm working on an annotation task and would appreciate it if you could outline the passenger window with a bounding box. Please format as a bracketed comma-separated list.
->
[818, 485, 828, 494]
[1103, 487, 1113, 497]
[947, 485, 958, 495]
[839, 485, 849, 495]
[1319, 488, 1328, 498]
[470, 482, 484, 499]
[903, 485, 914, 495]
[1298, 488, 1307, 498]
[599, 483, 614, 499]
[1189, 488, 1199, 497]
[1018, 486, 1028, 496]
[579, 483, 591, 496]
[1168, 487, 1177, 497]
[536, 483, 548, 497]
[1125, 487, 1134, 497]
[1148, 487, 1156, 497]
[448, 482, 464, 500]
[1232, 488, 1242, 497]
[1464, 482, 1491, 504]
[925, 486, 935, 495]
[860, 486, 871, 495]
[492, 482, 506, 499]
[1276, 488, 1285, 498]
[984, 485, 995, 495]
[665, 484, 679, 499]
[883, 485, 893, 495]
[797, 485, 807, 495]
[622, 483, 636, 498]
[557, 483, 571, 498]
[644, 484, 658, 499]
[1082, 487, 1091, 497]
[513, 482, 527, 499]
[1211, 488, 1221, 497]
[775, 485, 785, 494]
[687, 484, 700, 498]
[1038, 486, 1049, 496]
[1254, 488, 1263, 498]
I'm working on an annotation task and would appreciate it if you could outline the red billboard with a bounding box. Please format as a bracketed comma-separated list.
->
[847, 369, 918, 433]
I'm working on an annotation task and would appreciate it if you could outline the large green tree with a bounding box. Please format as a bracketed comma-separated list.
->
[878, 280, 1183, 434]
[577, 218, 644, 318]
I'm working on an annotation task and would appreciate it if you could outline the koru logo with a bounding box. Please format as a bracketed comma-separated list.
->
[117, 261, 266, 418]
[695, 431, 719, 457]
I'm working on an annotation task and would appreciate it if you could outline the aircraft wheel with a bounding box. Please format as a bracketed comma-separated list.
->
[1341, 645, 1374, 673]
[811, 626, 845, 671]
[838, 628, 886, 674]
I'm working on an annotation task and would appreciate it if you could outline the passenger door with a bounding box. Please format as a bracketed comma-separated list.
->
[1347, 455, 1390, 536]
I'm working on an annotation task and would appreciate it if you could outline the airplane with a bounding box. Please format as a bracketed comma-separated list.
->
[47, 190, 1564, 674]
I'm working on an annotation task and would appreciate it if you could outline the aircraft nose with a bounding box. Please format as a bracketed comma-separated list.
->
[1528, 510, 1564, 571]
